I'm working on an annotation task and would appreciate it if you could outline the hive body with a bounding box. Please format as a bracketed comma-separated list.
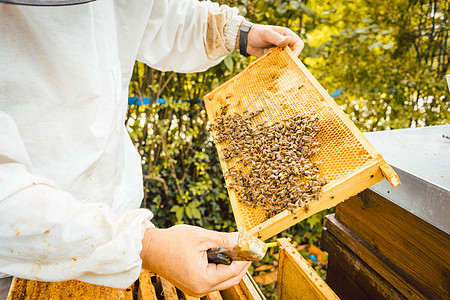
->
[204, 47, 399, 240]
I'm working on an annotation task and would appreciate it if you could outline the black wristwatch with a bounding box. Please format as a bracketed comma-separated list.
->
[239, 21, 254, 57]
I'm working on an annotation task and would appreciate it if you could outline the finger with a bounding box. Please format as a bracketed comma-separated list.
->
[289, 38, 305, 56]
[274, 27, 304, 56]
[208, 262, 251, 292]
[205, 260, 249, 284]
[263, 47, 275, 54]
[276, 35, 291, 47]
[262, 29, 291, 47]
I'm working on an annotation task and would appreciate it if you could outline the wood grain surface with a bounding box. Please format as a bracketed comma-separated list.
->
[336, 192, 450, 299]
[277, 238, 339, 300]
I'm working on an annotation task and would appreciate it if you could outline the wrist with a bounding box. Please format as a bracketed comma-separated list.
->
[140, 227, 160, 271]
[238, 21, 254, 57]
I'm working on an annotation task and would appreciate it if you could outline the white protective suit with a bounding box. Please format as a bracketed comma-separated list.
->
[0, 0, 243, 288]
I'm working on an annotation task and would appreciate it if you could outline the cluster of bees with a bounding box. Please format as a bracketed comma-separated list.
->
[210, 105, 328, 218]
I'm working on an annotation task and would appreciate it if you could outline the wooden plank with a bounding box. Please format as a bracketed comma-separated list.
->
[277, 238, 339, 300]
[323, 214, 436, 299]
[160, 277, 179, 300]
[138, 271, 158, 300]
[321, 228, 407, 300]
[248, 156, 387, 240]
[123, 285, 134, 300]
[220, 285, 248, 300]
[239, 272, 265, 300]
[277, 237, 288, 300]
[336, 192, 450, 299]
[184, 295, 201, 300]
[6, 277, 17, 300]
[206, 290, 223, 300]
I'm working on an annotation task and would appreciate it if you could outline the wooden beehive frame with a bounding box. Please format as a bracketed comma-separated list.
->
[277, 238, 340, 299]
[204, 47, 399, 241]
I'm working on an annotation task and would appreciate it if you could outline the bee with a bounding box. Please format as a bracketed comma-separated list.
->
[212, 113, 324, 218]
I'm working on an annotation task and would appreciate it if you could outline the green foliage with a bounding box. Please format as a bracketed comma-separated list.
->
[127, 0, 448, 248]
[307, 0, 449, 131]
[127, 0, 334, 242]
[281, 208, 334, 245]
[126, 55, 247, 231]
[125, 2, 447, 298]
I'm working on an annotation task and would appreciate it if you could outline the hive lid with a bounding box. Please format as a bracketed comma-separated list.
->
[204, 47, 399, 240]
[364, 125, 450, 234]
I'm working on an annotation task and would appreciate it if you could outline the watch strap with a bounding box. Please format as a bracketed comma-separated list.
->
[239, 21, 254, 57]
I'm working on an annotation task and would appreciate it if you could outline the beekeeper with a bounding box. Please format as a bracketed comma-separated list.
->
[0, 0, 303, 297]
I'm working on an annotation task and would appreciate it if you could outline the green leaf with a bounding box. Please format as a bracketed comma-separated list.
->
[185, 206, 192, 219]
[276, 2, 288, 14]
[224, 56, 234, 71]
[189, 200, 201, 208]
[170, 205, 184, 222]
[191, 208, 202, 220]
[306, 214, 322, 228]
[368, 42, 383, 50]
[382, 41, 395, 49]
[358, 35, 368, 42]
[321, 7, 337, 15]
[381, 29, 394, 35]
[290, 0, 300, 10]
[362, 17, 373, 23]
[355, 27, 369, 34]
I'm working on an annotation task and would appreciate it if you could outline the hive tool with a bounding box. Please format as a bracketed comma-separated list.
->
[207, 231, 268, 265]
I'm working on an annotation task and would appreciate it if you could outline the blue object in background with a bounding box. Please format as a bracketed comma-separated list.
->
[128, 97, 150, 105]
[128, 97, 203, 106]
[330, 89, 343, 98]
[129, 91, 346, 105]
[309, 254, 318, 262]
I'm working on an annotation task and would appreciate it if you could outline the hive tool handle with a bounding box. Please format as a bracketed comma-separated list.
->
[207, 248, 233, 265]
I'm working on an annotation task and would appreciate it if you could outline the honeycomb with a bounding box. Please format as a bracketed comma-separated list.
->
[8, 277, 127, 299]
[204, 47, 384, 232]
[7, 271, 244, 300]
[8, 272, 222, 300]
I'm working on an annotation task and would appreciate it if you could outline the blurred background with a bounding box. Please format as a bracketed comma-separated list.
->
[126, 0, 449, 297]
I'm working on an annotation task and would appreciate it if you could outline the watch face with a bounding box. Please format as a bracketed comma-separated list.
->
[0, 0, 95, 5]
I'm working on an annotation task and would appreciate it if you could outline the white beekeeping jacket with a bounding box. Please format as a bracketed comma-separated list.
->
[0, 0, 243, 288]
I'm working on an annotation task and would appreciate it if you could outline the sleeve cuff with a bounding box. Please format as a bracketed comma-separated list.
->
[225, 15, 245, 52]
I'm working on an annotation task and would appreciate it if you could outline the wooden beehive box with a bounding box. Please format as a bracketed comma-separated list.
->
[7, 272, 264, 300]
[277, 238, 339, 299]
[204, 47, 400, 241]
[7, 244, 341, 300]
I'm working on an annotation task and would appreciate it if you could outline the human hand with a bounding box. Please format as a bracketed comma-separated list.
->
[244, 24, 304, 57]
[140, 225, 251, 297]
